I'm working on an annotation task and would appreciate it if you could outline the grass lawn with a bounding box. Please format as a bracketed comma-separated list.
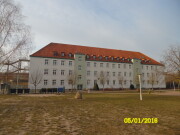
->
[0, 92, 179, 135]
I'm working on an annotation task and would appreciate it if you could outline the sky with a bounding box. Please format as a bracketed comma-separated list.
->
[15, 0, 180, 61]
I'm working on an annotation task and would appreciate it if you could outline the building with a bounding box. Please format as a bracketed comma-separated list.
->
[0, 72, 29, 94]
[28, 43, 166, 91]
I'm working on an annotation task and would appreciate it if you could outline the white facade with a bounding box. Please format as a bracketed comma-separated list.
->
[29, 56, 166, 91]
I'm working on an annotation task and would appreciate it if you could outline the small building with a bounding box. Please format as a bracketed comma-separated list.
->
[0, 72, 29, 94]
[28, 43, 166, 91]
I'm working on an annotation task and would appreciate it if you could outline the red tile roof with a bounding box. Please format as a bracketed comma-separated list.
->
[31, 42, 163, 65]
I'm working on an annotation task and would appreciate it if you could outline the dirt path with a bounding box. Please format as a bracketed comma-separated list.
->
[154, 91, 180, 96]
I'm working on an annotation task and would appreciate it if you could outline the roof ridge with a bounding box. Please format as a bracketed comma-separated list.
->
[51, 42, 140, 53]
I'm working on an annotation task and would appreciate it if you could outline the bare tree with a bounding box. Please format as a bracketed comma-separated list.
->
[98, 71, 108, 91]
[148, 73, 156, 90]
[0, 0, 32, 69]
[117, 75, 124, 89]
[29, 69, 43, 93]
[67, 72, 77, 91]
[163, 45, 180, 77]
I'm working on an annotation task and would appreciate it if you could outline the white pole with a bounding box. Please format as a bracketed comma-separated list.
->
[138, 74, 142, 100]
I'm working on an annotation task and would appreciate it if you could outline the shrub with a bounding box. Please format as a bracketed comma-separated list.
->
[130, 84, 135, 90]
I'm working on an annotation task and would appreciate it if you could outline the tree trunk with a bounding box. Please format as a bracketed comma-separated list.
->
[35, 85, 36, 94]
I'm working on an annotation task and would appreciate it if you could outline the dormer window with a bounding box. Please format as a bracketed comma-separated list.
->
[53, 51, 58, 56]
[68, 53, 72, 57]
[105, 56, 108, 60]
[122, 58, 124, 61]
[93, 55, 96, 59]
[99, 56, 102, 60]
[111, 57, 114, 60]
[86, 55, 90, 59]
[61, 52, 65, 57]
[117, 57, 120, 60]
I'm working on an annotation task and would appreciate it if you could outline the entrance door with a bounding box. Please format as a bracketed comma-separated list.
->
[77, 85, 83, 90]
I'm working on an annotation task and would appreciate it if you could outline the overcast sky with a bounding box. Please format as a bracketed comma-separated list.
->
[15, 0, 180, 61]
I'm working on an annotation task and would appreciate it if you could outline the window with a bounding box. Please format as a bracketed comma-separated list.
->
[113, 80, 116, 85]
[99, 56, 102, 60]
[105, 56, 108, 60]
[113, 72, 115, 76]
[94, 62, 97, 67]
[87, 80, 90, 85]
[61, 61, 65, 65]
[111, 57, 114, 60]
[86, 55, 90, 59]
[69, 61, 72, 66]
[112, 64, 115, 68]
[124, 80, 126, 85]
[53, 51, 58, 56]
[61, 52, 65, 56]
[147, 80, 150, 84]
[44, 69, 48, 75]
[142, 73, 144, 77]
[44, 80, 48, 85]
[129, 65, 131, 69]
[60, 80, 64, 85]
[130, 80, 132, 84]
[68, 80, 72, 85]
[151, 66, 153, 70]
[142, 66, 143, 69]
[69, 70, 72, 75]
[78, 56, 82, 61]
[106, 63, 109, 68]
[78, 75, 82, 80]
[94, 80, 97, 84]
[117, 57, 120, 60]
[93, 55, 96, 59]
[147, 73, 149, 77]
[107, 72, 110, 76]
[69, 53, 72, 57]
[100, 63, 103, 67]
[53, 60, 57, 65]
[107, 80, 109, 85]
[143, 80, 145, 85]
[118, 72, 121, 76]
[94, 71, 97, 76]
[78, 65, 82, 70]
[45, 59, 48, 65]
[52, 80, 56, 85]
[129, 72, 131, 77]
[124, 64, 126, 69]
[87, 71, 90, 76]
[61, 70, 65, 75]
[53, 70, 56, 75]
[124, 72, 126, 77]
[87, 62, 90, 67]
[118, 64, 120, 68]
[146, 66, 148, 70]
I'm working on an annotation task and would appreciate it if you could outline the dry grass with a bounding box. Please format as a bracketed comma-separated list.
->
[0, 92, 179, 135]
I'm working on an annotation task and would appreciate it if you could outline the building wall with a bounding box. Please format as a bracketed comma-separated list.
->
[28, 56, 166, 91]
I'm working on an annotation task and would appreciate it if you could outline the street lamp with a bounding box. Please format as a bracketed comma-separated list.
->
[138, 74, 142, 101]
